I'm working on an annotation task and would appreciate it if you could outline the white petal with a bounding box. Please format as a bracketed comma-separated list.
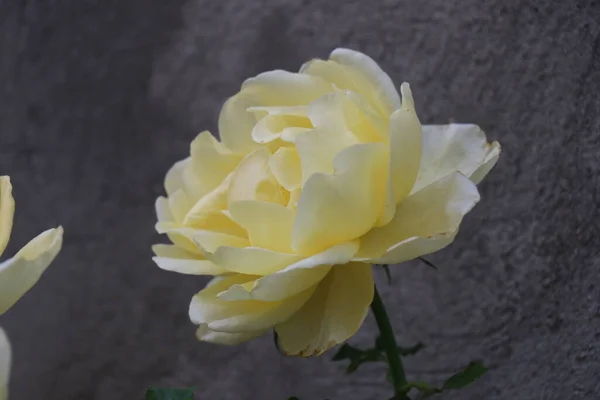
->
[470, 141, 501, 184]
[0, 227, 63, 315]
[0, 327, 10, 400]
[0, 177, 15, 257]
[355, 172, 480, 264]
[164, 159, 189, 197]
[412, 124, 500, 193]
[275, 262, 374, 357]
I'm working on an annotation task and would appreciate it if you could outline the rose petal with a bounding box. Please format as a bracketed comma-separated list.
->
[0, 327, 9, 400]
[242, 70, 333, 106]
[355, 172, 480, 264]
[292, 143, 388, 254]
[0, 177, 15, 257]
[152, 244, 225, 275]
[412, 124, 500, 193]
[268, 147, 303, 191]
[189, 274, 314, 333]
[275, 262, 374, 357]
[218, 241, 359, 302]
[201, 245, 302, 276]
[195, 323, 267, 345]
[227, 148, 286, 205]
[470, 141, 501, 184]
[389, 83, 422, 204]
[301, 49, 400, 118]
[0, 227, 63, 315]
[228, 201, 295, 253]
[329, 48, 401, 115]
[189, 131, 243, 195]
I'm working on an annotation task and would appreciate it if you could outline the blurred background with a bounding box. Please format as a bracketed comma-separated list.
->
[0, 0, 599, 399]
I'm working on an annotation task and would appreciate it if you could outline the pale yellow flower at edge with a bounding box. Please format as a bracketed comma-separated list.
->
[0, 176, 63, 399]
[153, 48, 501, 357]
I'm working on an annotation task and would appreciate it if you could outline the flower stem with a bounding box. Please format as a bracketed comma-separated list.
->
[370, 284, 409, 400]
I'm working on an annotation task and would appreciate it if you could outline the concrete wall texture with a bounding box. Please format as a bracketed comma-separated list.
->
[0, 0, 599, 399]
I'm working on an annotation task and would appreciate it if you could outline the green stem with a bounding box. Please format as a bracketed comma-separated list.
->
[371, 284, 409, 400]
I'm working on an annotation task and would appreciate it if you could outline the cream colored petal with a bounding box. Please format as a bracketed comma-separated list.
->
[412, 124, 500, 193]
[275, 262, 374, 357]
[219, 241, 358, 302]
[470, 141, 501, 184]
[355, 172, 480, 264]
[329, 48, 401, 115]
[294, 126, 360, 183]
[201, 245, 302, 276]
[155, 196, 173, 223]
[167, 189, 192, 224]
[389, 83, 422, 204]
[189, 274, 315, 334]
[227, 147, 286, 205]
[189, 131, 243, 194]
[218, 92, 260, 154]
[251, 114, 312, 144]
[152, 244, 225, 275]
[195, 323, 267, 345]
[0, 327, 10, 400]
[157, 226, 249, 255]
[268, 147, 302, 191]
[228, 201, 295, 253]
[301, 53, 398, 119]
[292, 143, 388, 255]
[242, 70, 333, 106]
[0, 227, 63, 315]
[247, 105, 308, 117]
[0, 177, 15, 257]
[164, 158, 189, 197]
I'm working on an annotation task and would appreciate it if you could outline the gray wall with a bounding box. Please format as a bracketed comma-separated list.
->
[1, 1, 599, 399]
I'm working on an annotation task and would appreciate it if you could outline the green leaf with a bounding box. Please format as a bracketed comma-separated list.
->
[375, 336, 424, 357]
[397, 342, 425, 356]
[331, 343, 385, 373]
[442, 362, 488, 390]
[418, 257, 438, 271]
[145, 387, 194, 400]
[380, 264, 392, 284]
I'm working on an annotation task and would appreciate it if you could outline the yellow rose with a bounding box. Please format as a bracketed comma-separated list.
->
[153, 48, 500, 356]
[0, 176, 63, 399]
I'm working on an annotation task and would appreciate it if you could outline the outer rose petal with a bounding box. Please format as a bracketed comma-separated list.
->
[217, 241, 359, 302]
[292, 143, 388, 254]
[470, 141, 501, 184]
[275, 262, 374, 357]
[355, 172, 480, 264]
[0, 328, 9, 400]
[329, 48, 401, 115]
[189, 274, 315, 334]
[0, 227, 63, 315]
[152, 244, 224, 275]
[195, 323, 267, 345]
[301, 50, 400, 118]
[412, 124, 500, 193]
[389, 83, 422, 204]
[0, 177, 15, 257]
